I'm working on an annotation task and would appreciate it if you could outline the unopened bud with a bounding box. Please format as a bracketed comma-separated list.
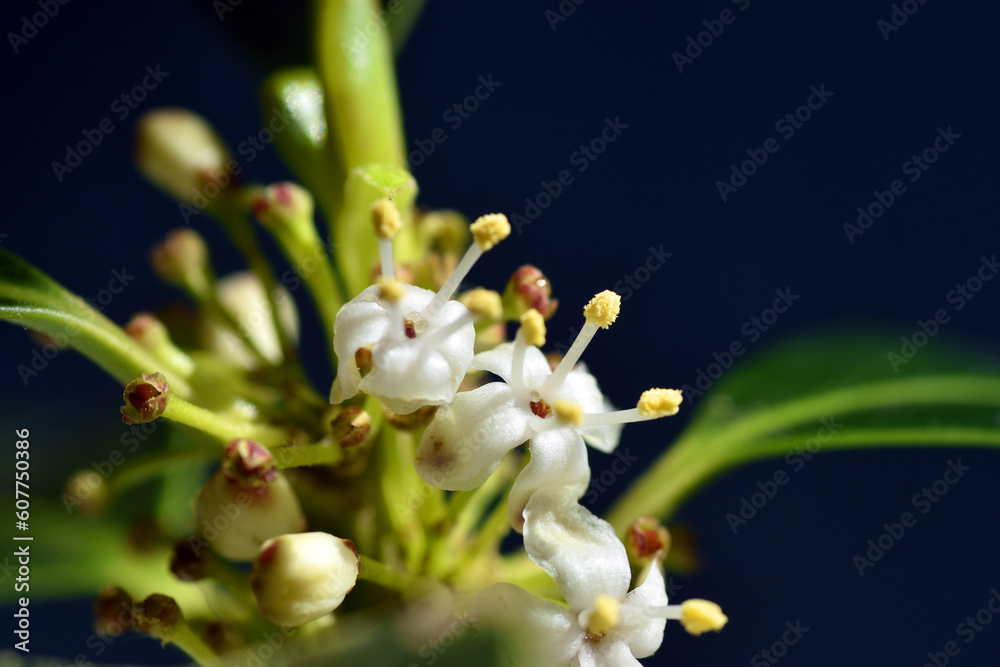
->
[330, 406, 372, 448]
[120, 373, 170, 424]
[94, 586, 137, 636]
[203, 620, 242, 655]
[194, 459, 305, 561]
[250, 532, 359, 627]
[251, 182, 315, 230]
[417, 209, 470, 255]
[222, 439, 277, 490]
[125, 313, 194, 377]
[136, 594, 183, 641]
[503, 265, 558, 320]
[150, 229, 211, 297]
[64, 470, 110, 517]
[627, 516, 671, 565]
[135, 109, 233, 206]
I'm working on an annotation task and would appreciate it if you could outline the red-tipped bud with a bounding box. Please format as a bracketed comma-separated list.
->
[503, 265, 558, 320]
[120, 373, 170, 424]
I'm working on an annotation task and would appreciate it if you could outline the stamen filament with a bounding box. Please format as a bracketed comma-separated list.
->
[379, 238, 395, 280]
[542, 320, 598, 396]
[510, 328, 528, 400]
[582, 408, 653, 427]
[422, 244, 483, 318]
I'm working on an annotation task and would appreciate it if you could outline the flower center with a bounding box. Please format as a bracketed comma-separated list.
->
[584, 594, 621, 640]
[529, 398, 552, 418]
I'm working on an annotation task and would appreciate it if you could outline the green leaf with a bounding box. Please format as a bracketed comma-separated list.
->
[0, 247, 191, 397]
[606, 331, 1000, 532]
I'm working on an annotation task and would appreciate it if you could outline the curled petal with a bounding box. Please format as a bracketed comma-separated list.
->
[330, 286, 386, 404]
[508, 429, 591, 533]
[416, 383, 528, 491]
[522, 491, 630, 612]
[470, 583, 581, 667]
[580, 639, 644, 667]
[620, 563, 668, 659]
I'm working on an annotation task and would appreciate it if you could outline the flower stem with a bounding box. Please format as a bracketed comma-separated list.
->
[163, 396, 289, 447]
[167, 622, 224, 667]
[272, 442, 345, 470]
[358, 554, 425, 594]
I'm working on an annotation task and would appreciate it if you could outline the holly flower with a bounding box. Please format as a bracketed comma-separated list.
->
[415, 291, 683, 530]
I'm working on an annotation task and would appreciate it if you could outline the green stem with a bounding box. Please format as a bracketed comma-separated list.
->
[168, 623, 224, 667]
[109, 449, 215, 497]
[163, 397, 289, 448]
[273, 442, 344, 469]
[357, 554, 425, 593]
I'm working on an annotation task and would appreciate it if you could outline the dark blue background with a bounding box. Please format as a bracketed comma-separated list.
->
[2, 1, 999, 665]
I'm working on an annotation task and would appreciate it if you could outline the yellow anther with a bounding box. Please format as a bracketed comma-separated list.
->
[583, 290, 621, 329]
[554, 400, 584, 427]
[637, 388, 683, 417]
[461, 288, 503, 320]
[372, 198, 403, 239]
[519, 309, 546, 347]
[679, 599, 728, 636]
[585, 594, 621, 639]
[470, 213, 511, 251]
[377, 278, 405, 303]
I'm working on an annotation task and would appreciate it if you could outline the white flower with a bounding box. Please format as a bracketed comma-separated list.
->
[250, 532, 359, 626]
[471, 493, 727, 667]
[330, 205, 509, 414]
[415, 293, 683, 530]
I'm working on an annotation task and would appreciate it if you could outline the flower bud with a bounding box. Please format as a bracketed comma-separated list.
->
[120, 373, 170, 424]
[384, 404, 437, 431]
[135, 109, 233, 206]
[626, 516, 671, 567]
[330, 406, 372, 448]
[194, 442, 305, 561]
[136, 594, 183, 641]
[250, 182, 315, 231]
[203, 620, 242, 655]
[64, 470, 110, 517]
[170, 539, 214, 582]
[94, 586, 137, 636]
[125, 313, 194, 377]
[150, 229, 212, 297]
[250, 532, 359, 627]
[503, 265, 558, 320]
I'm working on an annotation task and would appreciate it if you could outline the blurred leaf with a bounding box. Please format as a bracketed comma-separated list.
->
[0, 248, 191, 397]
[607, 331, 1000, 532]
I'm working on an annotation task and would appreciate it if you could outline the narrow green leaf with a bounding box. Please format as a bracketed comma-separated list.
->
[0, 248, 191, 397]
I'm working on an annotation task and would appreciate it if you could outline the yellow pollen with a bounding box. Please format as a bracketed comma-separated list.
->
[372, 198, 403, 239]
[679, 599, 728, 636]
[554, 400, 584, 427]
[586, 594, 621, 639]
[461, 288, 503, 320]
[583, 290, 621, 328]
[377, 278, 405, 303]
[519, 309, 546, 347]
[470, 213, 511, 251]
[637, 388, 683, 417]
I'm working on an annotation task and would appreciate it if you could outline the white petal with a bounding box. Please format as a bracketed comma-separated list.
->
[330, 286, 388, 403]
[620, 563, 668, 659]
[361, 343, 457, 414]
[415, 383, 529, 490]
[471, 583, 581, 667]
[508, 429, 591, 533]
[521, 492, 631, 612]
[559, 364, 621, 453]
[473, 342, 552, 390]
[585, 640, 643, 667]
